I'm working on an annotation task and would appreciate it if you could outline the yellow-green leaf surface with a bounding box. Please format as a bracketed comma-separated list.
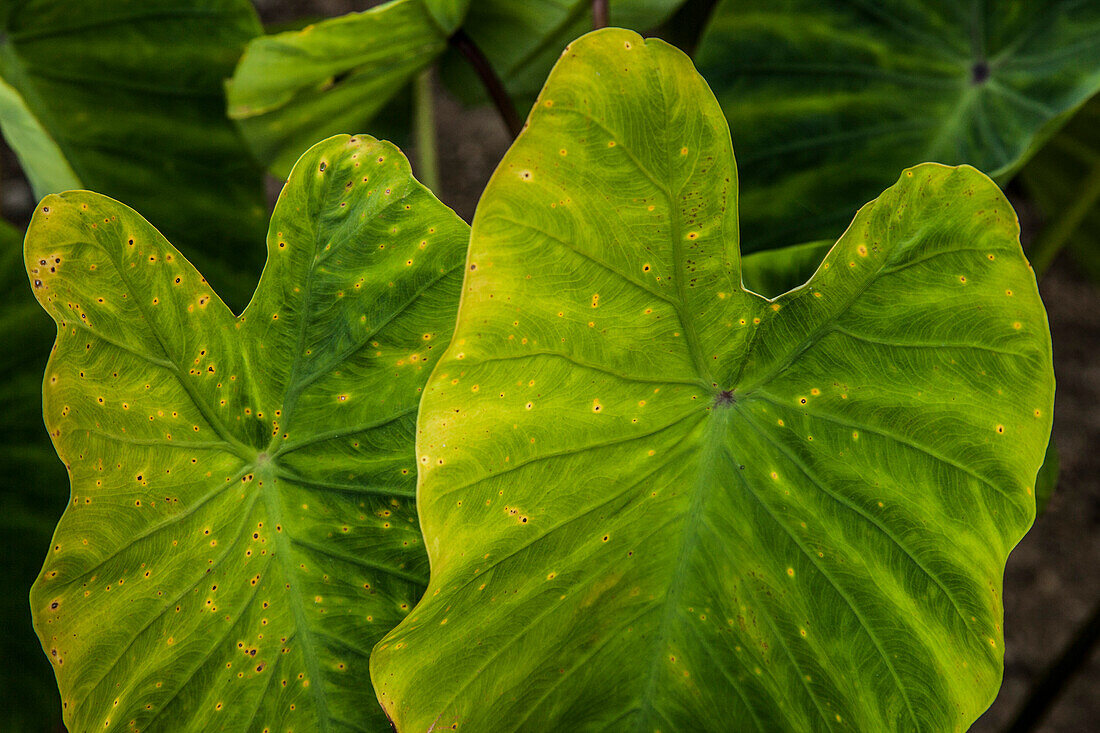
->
[0, 0, 268, 307]
[371, 30, 1054, 731]
[694, 0, 1100, 252]
[227, 0, 466, 178]
[29, 134, 468, 731]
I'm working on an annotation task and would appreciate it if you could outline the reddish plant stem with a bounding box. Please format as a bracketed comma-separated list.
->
[449, 29, 523, 139]
[593, 0, 609, 29]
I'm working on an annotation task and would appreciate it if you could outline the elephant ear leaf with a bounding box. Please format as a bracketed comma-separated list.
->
[370, 29, 1054, 731]
[28, 135, 468, 731]
[694, 0, 1100, 252]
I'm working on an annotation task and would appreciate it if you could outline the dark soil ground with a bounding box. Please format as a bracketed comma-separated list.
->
[1, 1, 1093, 730]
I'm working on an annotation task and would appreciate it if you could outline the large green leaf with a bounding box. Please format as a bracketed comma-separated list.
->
[227, 0, 462, 178]
[1, 13, 272, 716]
[1018, 96, 1100, 279]
[0, 218, 67, 731]
[694, 0, 1100, 252]
[0, 0, 268, 307]
[371, 29, 1054, 731]
[28, 134, 468, 731]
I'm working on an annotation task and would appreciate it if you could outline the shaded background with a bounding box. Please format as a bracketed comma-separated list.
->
[1, 0, 1095, 729]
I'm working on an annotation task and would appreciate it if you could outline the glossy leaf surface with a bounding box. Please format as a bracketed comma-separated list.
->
[228, 0, 465, 177]
[695, 0, 1100, 252]
[371, 30, 1054, 731]
[0, 0, 268, 307]
[29, 135, 468, 731]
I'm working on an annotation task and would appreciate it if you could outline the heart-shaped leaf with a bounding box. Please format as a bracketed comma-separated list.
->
[0, 0, 268, 307]
[227, 0, 464, 178]
[694, 0, 1100, 252]
[28, 134, 468, 731]
[371, 30, 1054, 731]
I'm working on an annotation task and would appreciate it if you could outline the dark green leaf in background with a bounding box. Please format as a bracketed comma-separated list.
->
[29, 134, 467, 731]
[1019, 97, 1100, 279]
[0, 0, 268, 309]
[0, 219, 67, 730]
[371, 29, 1054, 731]
[694, 0, 1100, 252]
[740, 239, 832, 298]
[439, 0, 687, 105]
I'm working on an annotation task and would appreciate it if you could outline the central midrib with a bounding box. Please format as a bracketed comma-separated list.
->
[635, 408, 732, 730]
[261, 466, 334, 731]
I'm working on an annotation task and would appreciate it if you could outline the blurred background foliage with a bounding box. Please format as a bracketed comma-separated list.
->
[0, 0, 1095, 729]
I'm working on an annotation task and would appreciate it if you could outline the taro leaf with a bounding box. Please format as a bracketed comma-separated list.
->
[439, 0, 687, 105]
[28, 134, 468, 731]
[740, 239, 1062, 520]
[0, 0, 268, 309]
[370, 30, 1054, 731]
[1019, 96, 1100, 279]
[694, 0, 1100, 253]
[227, 0, 468, 178]
[0, 218, 67, 730]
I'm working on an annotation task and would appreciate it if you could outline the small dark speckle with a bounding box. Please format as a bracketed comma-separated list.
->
[319, 161, 327, 172]
[714, 390, 735, 407]
[971, 61, 990, 84]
